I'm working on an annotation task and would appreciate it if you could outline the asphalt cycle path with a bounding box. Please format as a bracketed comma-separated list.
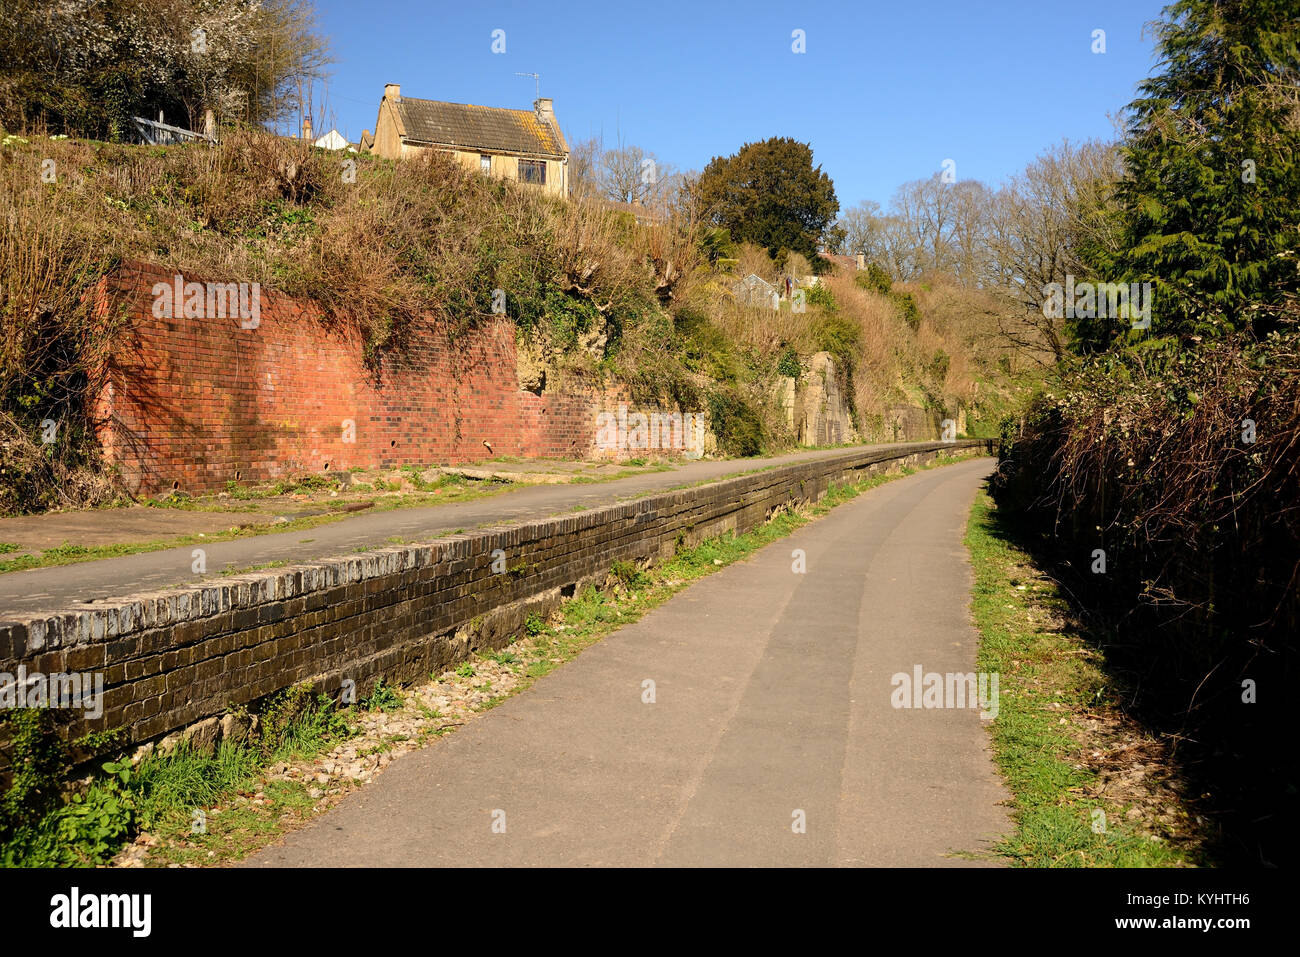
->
[248, 456, 1011, 867]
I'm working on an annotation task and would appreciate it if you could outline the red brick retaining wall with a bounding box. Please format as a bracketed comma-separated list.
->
[93, 263, 638, 495]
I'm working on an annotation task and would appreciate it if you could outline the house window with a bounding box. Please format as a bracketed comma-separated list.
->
[480, 154, 491, 173]
[518, 159, 546, 185]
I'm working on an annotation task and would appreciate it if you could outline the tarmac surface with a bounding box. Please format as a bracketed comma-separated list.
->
[247, 456, 1011, 867]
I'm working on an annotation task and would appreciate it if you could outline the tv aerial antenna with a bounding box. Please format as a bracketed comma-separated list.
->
[515, 72, 540, 99]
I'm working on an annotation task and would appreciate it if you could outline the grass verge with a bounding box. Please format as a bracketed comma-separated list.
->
[965, 489, 1211, 867]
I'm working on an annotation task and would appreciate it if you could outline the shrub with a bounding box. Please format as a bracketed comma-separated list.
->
[991, 330, 1300, 861]
[928, 350, 950, 383]
[890, 291, 922, 329]
[813, 312, 859, 361]
[363, 679, 403, 713]
[706, 388, 765, 457]
[256, 683, 347, 756]
[0, 709, 135, 867]
[699, 227, 736, 263]
[806, 282, 837, 310]
[776, 348, 802, 378]
[610, 560, 649, 589]
[853, 262, 893, 296]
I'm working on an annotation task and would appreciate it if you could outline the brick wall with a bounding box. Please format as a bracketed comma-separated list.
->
[0, 440, 990, 770]
[93, 263, 651, 495]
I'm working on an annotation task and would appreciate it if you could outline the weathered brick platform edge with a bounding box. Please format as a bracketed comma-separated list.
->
[0, 440, 991, 768]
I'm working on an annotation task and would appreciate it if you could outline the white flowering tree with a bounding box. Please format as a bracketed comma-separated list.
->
[0, 0, 329, 138]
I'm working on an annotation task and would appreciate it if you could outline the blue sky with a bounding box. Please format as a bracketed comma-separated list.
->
[311, 0, 1169, 210]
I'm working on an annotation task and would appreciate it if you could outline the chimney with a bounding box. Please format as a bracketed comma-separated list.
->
[856, 253, 865, 270]
[385, 83, 401, 102]
[534, 97, 554, 122]
[301, 115, 313, 140]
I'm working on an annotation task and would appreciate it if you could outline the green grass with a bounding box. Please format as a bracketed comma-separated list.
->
[219, 559, 288, 577]
[0, 685, 359, 868]
[965, 490, 1199, 867]
[363, 679, 403, 713]
[128, 741, 267, 834]
[0, 540, 144, 573]
[204, 473, 337, 502]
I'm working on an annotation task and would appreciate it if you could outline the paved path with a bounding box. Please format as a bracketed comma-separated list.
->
[248, 457, 1011, 867]
[0, 443, 944, 619]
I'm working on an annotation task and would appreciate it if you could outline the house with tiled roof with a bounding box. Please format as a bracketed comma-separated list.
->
[363, 84, 570, 196]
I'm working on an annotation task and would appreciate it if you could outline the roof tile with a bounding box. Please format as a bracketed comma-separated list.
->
[395, 98, 566, 157]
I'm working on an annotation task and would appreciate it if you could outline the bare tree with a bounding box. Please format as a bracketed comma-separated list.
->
[950, 180, 992, 286]
[984, 139, 1122, 361]
[895, 174, 965, 277]
[598, 140, 676, 206]
[831, 141, 1117, 365]
[837, 200, 885, 263]
[567, 136, 602, 199]
[878, 213, 921, 281]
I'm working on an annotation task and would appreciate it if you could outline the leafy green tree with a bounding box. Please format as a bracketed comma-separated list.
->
[1078, 0, 1299, 350]
[696, 137, 840, 273]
